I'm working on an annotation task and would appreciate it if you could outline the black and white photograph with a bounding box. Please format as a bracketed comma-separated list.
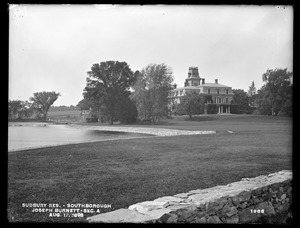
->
[8, 4, 293, 223]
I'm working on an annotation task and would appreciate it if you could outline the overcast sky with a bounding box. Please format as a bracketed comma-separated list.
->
[9, 4, 293, 106]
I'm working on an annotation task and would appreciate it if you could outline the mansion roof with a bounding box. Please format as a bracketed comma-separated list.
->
[172, 83, 231, 91]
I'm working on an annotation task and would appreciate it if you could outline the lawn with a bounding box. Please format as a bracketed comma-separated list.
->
[7, 115, 292, 222]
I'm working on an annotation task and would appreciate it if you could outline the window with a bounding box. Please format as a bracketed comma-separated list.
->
[217, 89, 220, 94]
[219, 98, 222, 103]
[226, 89, 229, 94]
[226, 98, 229, 103]
[208, 89, 210, 94]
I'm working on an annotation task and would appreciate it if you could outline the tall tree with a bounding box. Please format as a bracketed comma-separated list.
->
[247, 81, 257, 108]
[255, 68, 292, 116]
[232, 89, 251, 114]
[247, 81, 256, 96]
[30, 91, 60, 121]
[176, 91, 204, 119]
[131, 63, 174, 124]
[83, 61, 136, 124]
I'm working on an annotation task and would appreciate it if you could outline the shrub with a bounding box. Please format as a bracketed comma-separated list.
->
[206, 104, 218, 114]
[86, 115, 98, 123]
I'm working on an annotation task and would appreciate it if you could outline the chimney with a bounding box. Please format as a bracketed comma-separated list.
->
[215, 79, 218, 84]
[184, 80, 188, 87]
[202, 79, 205, 85]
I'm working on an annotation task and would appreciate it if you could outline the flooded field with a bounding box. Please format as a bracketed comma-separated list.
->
[8, 123, 154, 152]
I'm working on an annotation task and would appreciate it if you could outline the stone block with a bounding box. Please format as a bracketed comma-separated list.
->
[165, 213, 178, 223]
[251, 197, 261, 204]
[175, 205, 200, 221]
[154, 196, 184, 204]
[128, 201, 169, 214]
[261, 193, 272, 201]
[239, 206, 260, 224]
[270, 182, 281, 191]
[225, 215, 239, 224]
[166, 203, 194, 211]
[155, 212, 178, 223]
[234, 190, 252, 203]
[86, 208, 156, 223]
[257, 202, 275, 215]
[225, 206, 238, 217]
[251, 187, 263, 196]
[144, 208, 172, 220]
[189, 189, 209, 194]
[276, 202, 290, 213]
[206, 199, 228, 215]
[174, 192, 194, 199]
[238, 202, 248, 209]
[193, 216, 206, 223]
[206, 215, 222, 224]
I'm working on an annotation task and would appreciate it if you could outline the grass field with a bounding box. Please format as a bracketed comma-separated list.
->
[7, 115, 292, 222]
[47, 110, 82, 122]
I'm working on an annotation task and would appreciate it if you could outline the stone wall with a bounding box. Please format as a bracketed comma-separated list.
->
[87, 170, 292, 224]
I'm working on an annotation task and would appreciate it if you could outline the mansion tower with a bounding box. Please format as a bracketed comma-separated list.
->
[168, 67, 234, 114]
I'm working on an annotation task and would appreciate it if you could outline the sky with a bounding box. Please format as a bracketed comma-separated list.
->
[9, 4, 293, 106]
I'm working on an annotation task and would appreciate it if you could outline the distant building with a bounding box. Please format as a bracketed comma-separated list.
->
[81, 108, 92, 122]
[168, 67, 234, 114]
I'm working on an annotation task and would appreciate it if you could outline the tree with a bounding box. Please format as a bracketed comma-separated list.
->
[30, 91, 60, 121]
[131, 63, 174, 124]
[259, 68, 293, 116]
[247, 81, 256, 96]
[8, 100, 23, 119]
[8, 100, 33, 119]
[83, 61, 136, 124]
[247, 81, 257, 108]
[76, 98, 93, 111]
[18, 100, 34, 119]
[115, 96, 138, 124]
[255, 85, 273, 115]
[176, 91, 204, 119]
[232, 89, 251, 114]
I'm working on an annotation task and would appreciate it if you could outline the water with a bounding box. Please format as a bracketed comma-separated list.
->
[8, 123, 152, 152]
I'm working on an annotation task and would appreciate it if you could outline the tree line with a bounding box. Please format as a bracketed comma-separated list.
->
[9, 62, 292, 123]
[77, 61, 292, 124]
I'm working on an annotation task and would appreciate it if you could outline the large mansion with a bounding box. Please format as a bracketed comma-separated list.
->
[168, 67, 234, 114]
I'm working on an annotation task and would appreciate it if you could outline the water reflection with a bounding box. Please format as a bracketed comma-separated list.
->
[8, 123, 152, 152]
